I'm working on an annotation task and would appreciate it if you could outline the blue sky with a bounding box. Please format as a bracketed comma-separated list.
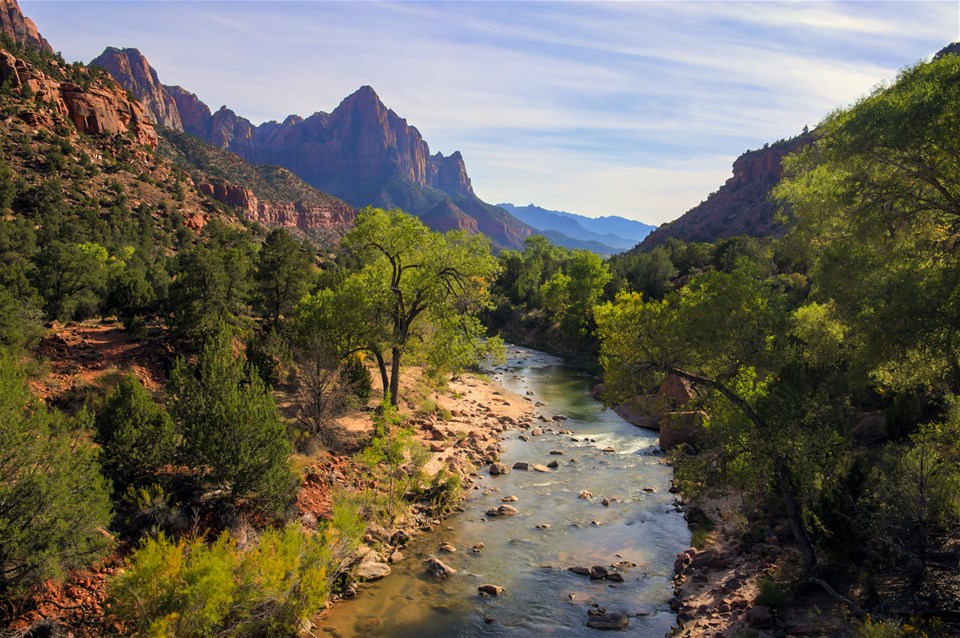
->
[22, 1, 959, 224]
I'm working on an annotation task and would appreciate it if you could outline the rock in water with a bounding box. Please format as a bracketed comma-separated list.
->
[425, 557, 457, 579]
[478, 584, 505, 596]
[586, 612, 629, 630]
[356, 560, 391, 581]
[489, 462, 511, 475]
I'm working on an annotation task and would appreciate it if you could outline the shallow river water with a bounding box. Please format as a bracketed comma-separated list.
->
[318, 346, 690, 637]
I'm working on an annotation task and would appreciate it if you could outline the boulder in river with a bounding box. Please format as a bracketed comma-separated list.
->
[512, 462, 530, 470]
[356, 560, 391, 581]
[586, 612, 629, 630]
[478, 584, 505, 596]
[531, 464, 551, 472]
[486, 504, 519, 517]
[425, 557, 457, 579]
[489, 462, 511, 475]
[579, 490, 593, 499]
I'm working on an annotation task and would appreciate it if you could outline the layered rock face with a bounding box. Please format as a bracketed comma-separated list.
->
[90, 47, 182, 129]
[639, 133, 813, 248]
[0, 0, 52, 53]
[95, 47, 530, 248]
[0, 47, 157, 148]
[197, 179, 354, 230]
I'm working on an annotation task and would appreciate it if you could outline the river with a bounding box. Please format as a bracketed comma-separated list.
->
[317, 345, 690, 637]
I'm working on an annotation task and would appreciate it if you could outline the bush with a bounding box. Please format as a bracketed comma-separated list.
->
[341, 354, 372, 401]
[0, 349, 112, 593]
[110, 521, 354, 637]
[755, 576, 789, 611]
[95, 374, 179, 492]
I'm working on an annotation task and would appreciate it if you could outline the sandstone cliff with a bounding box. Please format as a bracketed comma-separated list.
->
[0, 47, 157, 149]
[639, 133, 813, 248]
[0, 0, 52, 54]
[90, 47, 183, 129]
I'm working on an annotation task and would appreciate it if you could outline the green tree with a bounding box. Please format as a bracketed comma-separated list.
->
[168, 235, 253, 349]
[254, 228, 313, 332]
[0, 348, 112, 594]
[34, 240, 109, 321]
[595, 265, 848, 576]
[95, 375, 179, 493]
[169, 327, 295, 515]
[775, 52, 960, 395]
[341, 208, 500, 406]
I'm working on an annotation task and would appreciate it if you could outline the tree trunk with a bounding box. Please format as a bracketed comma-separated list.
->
[373, 349, 389, 400]
[389, 346, 401, 407]
[777, 462, 818, 574]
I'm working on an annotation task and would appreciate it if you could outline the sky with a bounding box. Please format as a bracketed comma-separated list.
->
[21, 1, 960, 225]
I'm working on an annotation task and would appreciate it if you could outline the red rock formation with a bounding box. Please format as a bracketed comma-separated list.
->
[90, 47, 182, 130]
[165, 85, 211, 138]
[640, 133, 813, 248]
[98, 47, 529, 247]
[0, 0, 52, 53]
[198, 179, 354, 231]
[0, 47, 156, 148]
[59, 82, 157, 147]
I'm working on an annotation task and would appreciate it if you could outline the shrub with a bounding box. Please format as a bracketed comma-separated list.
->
[0, 349, 112, 593]
[755, 576, 789, 611]
[110, 521, 354, 637]
[341, 354, 372, 401]
[95, 374, 179, 492]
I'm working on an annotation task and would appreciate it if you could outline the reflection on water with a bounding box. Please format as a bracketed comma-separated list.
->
[317, 346, 689, 637]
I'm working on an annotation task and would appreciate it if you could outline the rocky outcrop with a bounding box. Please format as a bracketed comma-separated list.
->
[0, 47, 156, 148]
[96, 46, 532, 248]
[166, 85, 211, 137]
[639, 133, 814, 248]
[60, 82, 157, 147]
[197, 179, 354, 230]
[658, 410, 707, 451]
[90, 47, 182, 130]
[0, 0, 52, 54]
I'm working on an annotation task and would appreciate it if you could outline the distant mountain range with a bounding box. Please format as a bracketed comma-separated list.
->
[497, 203, 655, 254]
[91, 47, 533, 250]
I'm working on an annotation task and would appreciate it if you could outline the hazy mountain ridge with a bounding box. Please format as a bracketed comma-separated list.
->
[497, 202, 655, 254]
[92, 47, 533, 249]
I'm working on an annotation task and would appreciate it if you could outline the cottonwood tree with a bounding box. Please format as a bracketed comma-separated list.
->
[595, 264, 851, 584]
[337, 207, 501, 406]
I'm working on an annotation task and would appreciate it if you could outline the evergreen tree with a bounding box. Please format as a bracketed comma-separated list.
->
[95, 374, 179, 493]
[254, 228, 312, 332]
[0, 348, 112, 593]
[170, 327, 295, 515]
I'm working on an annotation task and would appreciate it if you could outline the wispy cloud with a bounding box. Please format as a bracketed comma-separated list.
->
[21, 0, 959, 224]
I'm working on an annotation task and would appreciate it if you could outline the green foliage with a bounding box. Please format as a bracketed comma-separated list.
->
[35, 239, 109, 321]
[168, 224, 254, 349]
[359, 410, 429, 522]
[341, 207, 500, 404]
[0, 283, 44, 352]
[111, 517, 361, 637]
[170, 327, 295, 515]
[253, 228, 312, 331]
[0, 349, 112, 593]
[95, 374, 179, 493]
[342, 354, 372, 401]
[755, 576, 789, 611]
